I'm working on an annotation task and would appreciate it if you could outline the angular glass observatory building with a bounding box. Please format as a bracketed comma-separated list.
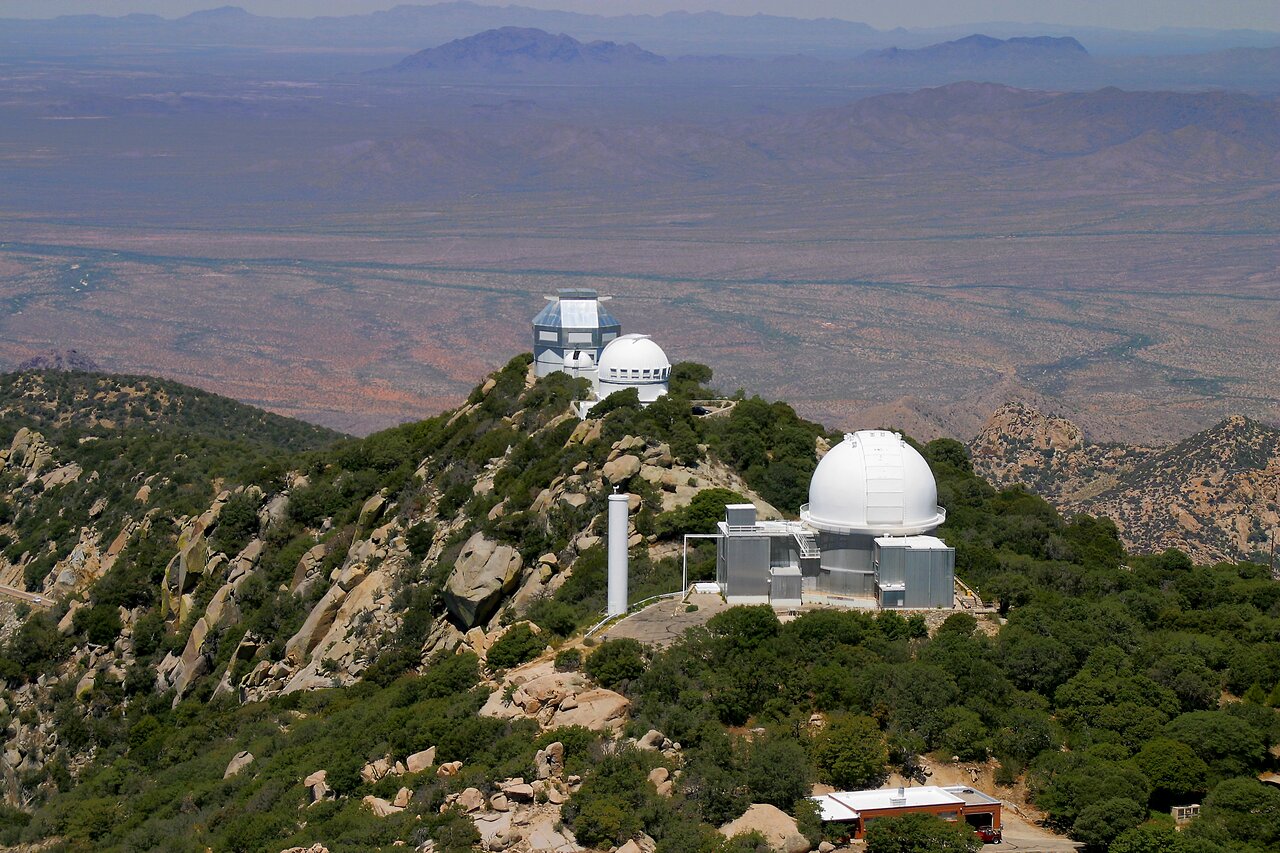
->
[532, 289, 622, 381]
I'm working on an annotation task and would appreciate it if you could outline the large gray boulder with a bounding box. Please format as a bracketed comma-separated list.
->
[443, 532, 523, 628]
[603, 454, 641, 485]
[719, 804, 811, 853]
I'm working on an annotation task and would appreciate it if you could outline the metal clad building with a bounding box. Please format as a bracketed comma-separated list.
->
[715, 432, 956, 610]
[874, 536, 955, 609]
[532, 289, 621, 380]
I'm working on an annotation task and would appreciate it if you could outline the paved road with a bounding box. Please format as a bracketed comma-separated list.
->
[600, 593, 728, 647]
[0, 584, 53, 610]
[989, 812, 1082, 851]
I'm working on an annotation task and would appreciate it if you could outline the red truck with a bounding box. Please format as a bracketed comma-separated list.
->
[975, 826, 1003, 844]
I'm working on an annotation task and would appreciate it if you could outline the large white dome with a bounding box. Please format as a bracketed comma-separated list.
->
[598, 334, 671, 378]
[800, 430, 945, 535]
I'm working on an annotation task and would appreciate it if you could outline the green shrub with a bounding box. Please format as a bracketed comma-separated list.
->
[486, 624, 545, 670]
[72, 604, 122, 647]
[554, 648, 583, 672]
[864, 812, 980, 853]
[210, 491, 259, 555]
[585, 638, 646, 689]
[405, 522, 436, 561]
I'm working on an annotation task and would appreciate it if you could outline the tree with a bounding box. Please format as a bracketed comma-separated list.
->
[863, 812, 981, 853]
[743, 735, 811, 810]
[72, 603, 122, 647]
[984, 573, 1034, 615]
[563, 748, 665, 848]
[938, 707, 992, 762]
[1071, 797, 1146, 849]
[669, 362, 714, 398]
[1196, 777, 1280, 848]
[654, 488, 747, 539]
[1134, 738, 1209, 805]
[585, 638, 646, 689]
[812, 714, 888, 790]
[924, 438, 972, 474]
[1163, 711, 1267, 780]
[1110, 826, 1227, 853]
[707, 605, 780, 650]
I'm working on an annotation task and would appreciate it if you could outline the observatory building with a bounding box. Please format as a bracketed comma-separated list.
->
[715, 431, 955, 610]
[597, 334, 672, 404]
[532, 289, 622, 382]
[531, 289, 670, 412]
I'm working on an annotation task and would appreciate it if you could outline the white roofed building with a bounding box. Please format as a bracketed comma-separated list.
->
[715, 431, 955, 610]
[596, 334, 671, 405]
[810, 785, 1002, 839]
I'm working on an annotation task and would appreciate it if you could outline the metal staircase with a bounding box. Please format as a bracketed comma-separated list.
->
[793, 531, 820, 559]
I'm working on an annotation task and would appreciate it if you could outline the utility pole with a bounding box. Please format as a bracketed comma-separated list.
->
[1272, 487, 1279, 581]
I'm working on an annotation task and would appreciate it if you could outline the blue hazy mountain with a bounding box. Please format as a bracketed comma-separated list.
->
[390, 27, 667, 74]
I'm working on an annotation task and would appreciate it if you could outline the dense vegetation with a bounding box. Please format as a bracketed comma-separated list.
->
[0, 371, 342, 594]
[0, 371, 341, 451]
[0, 363, 1275, 853]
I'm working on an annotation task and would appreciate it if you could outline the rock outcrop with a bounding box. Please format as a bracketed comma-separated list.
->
[443, 533, 523, 628]
[223, 751, 254, 778]
[973, 402, 1280, 563]
[719, 803, 811, 853]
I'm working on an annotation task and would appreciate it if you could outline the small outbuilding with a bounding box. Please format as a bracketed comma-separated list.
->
[810, 785, 1001, 839]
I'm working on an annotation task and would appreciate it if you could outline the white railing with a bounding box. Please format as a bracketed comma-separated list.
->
[583, 588, 686, 638]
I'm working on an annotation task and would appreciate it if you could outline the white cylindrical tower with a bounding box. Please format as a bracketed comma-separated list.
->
[607, 493, 630, 617]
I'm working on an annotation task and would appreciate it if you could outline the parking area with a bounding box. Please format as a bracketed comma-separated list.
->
[598, 592, 728, 647]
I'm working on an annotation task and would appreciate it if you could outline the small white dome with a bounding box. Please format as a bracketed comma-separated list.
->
[801, 430, 945, 535]
[596, 334, 671, 404]
[598, 334, 671, 377]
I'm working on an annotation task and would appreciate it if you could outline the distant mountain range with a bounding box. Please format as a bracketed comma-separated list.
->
[392, 27, 666, 73]
[372, 26, 1280, 91]
[2, 2, 1276, 62]
[384, 28, 1087, 77]
[868, 33, 1089, 64]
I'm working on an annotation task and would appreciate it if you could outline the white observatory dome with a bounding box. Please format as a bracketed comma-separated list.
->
[800, 430, 945, 535]
[596, 334, 672, 404]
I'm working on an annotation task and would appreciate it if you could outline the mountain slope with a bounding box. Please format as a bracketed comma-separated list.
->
[972, 402, 1280, 562]
[0, 370, 343, 452]
[0, 361, 1275, 852]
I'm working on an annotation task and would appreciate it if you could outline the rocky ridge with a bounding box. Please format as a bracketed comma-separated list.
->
[0, 361, 782, 814]
[971, 401, 1280, 563]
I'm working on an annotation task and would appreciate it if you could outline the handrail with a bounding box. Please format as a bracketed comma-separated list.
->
[583, 588, 686, 638]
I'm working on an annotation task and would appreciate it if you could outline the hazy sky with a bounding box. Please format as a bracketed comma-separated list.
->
[4, 0, 1278, 30]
